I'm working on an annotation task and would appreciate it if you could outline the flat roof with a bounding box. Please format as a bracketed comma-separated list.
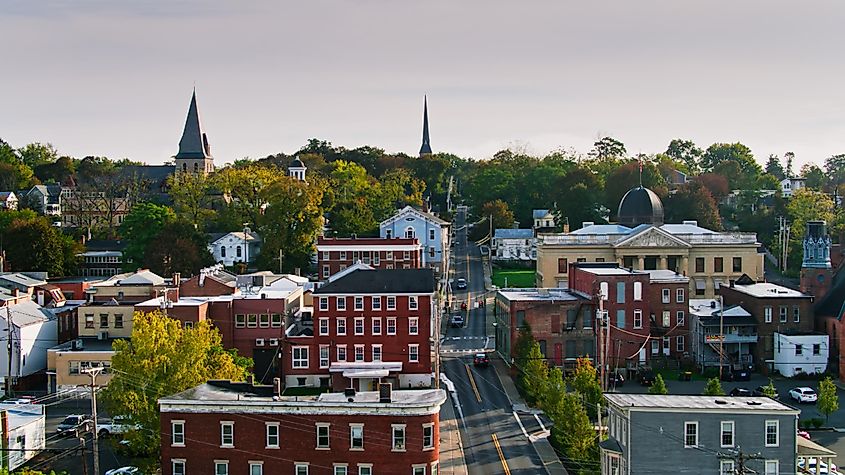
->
[576, 267, 640, 276]
[605, 394, 798, 413]
[49, 338, 120, 352]
[726, 282, 809, 299]
[497, 288, 583, 302]
[644, 270, 689, 283]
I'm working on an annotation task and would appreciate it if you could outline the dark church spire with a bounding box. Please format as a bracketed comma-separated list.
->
[419, 95, 432, 157]
[176, 88, 212, 159]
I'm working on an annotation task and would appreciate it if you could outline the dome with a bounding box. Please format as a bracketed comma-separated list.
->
[617, 186, 664, 227]
[289, 157, 306, 169]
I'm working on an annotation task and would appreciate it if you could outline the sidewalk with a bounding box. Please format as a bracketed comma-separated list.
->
[493, 357, 568, 475]
[439, 395, 469, 475]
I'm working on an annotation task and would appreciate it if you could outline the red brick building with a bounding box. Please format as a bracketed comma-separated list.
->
[316, 237, 423, 280]
[159, 380, 445, 475]
[284, 267, 436, 391]
[179, 266, 238, 297]
[494, 288, 595, 371]
[644, 270, 690, 360]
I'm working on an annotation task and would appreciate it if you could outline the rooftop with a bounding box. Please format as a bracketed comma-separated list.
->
[50, 337, 121, 352]
[644, 270, 689, 283]
[574, 264, 643, 276]
[494, 229, 534, 239]
[497, 288, 584, 302]
[315, 268, 435, 295]
[542, 223, 758, 246]
[0, 272, 48, 288]
[317, 236, 420, 247]
[2, 301, 53, 327]
[96, 269, 165, 287]
[533, 209, 552, 219]
[725, 282, 809, 299]
[605, 394, 798, 413]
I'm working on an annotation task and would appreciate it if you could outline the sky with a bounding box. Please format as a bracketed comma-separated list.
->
[2, 0, 844, 169]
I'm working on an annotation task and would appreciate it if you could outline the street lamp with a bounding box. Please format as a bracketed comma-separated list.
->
[492, 322, 498, 354]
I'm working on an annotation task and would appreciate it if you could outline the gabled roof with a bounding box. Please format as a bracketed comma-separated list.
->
[1, 301, 52, 327]
[99, 269, 165, 287]
[380, 205, 449, 228]
[0, 272, 48, 288]
[175, 89, 212, 160]
[315, 268, 435, 295]
[208, 231, 261, 245]
[494, 229, 534, 239]
[532, 209, 553, 219]
[0, 191, 17, 201]
[613, 225, 692, 249]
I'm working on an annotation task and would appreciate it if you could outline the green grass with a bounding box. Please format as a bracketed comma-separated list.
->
[492, 268, 535, 288]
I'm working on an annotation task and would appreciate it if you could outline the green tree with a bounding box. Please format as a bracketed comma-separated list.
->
[167, 171, 213, 229]
[784, 188, 837, 272]
[326, 160, 380, 236]
[604, 160, 666, 218]
[213, 165, 280, 228]
[473, 199, 515, 241]
[103, 311, 252, 458]
[520, 341, 549, 405]
[649, 374, 669, 395]
[591, 137, 627, 159]
[17, 142, 58, 169]
[548, 392, 598, 471]
[664, 182, 722, 230]
[0, 139, 35, 189]
[801, 163, 827, 190]
[703, 377, 725, 396]
[143, 220, 214, 276]
[34, 155, 76, 185]
[513, 323, 534, 368]
[818, 377, 839, 424]
[119, 202, 175, 271]
[568, 357, 603, 419]
[825, 154, 845, 190]
[760, 379, 777, 398]
[665, 139, 703, 173]
[3, 217, 81, 277]
[764, 154, 785, 180]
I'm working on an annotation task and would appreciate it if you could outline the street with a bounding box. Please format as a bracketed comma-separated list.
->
[441, 206, 552, 475]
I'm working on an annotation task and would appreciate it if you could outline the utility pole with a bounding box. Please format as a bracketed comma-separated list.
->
[718, 448, 763, 474]
[719, 295, 725, 381]
[79, 436, 89, 475]
[598, 289, 606, 392]
[82, 366, 104, 475]
[6, 306, 13, 398]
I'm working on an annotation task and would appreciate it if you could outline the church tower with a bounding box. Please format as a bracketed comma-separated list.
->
[174, 89, 214, 175]
[800, 220, 833, 299]
[419, 95, 432, 157]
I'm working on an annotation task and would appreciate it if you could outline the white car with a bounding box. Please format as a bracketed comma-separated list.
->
[105, 467, 139, 475]
[799, 458, 839, 474]
[790, 387, 818, 403]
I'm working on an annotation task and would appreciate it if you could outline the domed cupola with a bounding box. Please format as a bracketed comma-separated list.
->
[617, 186, 664, 227]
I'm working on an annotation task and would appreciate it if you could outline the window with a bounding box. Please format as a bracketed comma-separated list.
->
[114, 314, 124, 328]
[795, 344, 803, 356]
[733, 257, 742, 272]
[85, 314, 94, 329]
[215, 461, 229, 475]
[372, 344, 382, 361]
[676, 311, 685, 326]
[247, 314, 258, 328]
[372, 296, 381, 310]
[409, 344, 419, 362]
[676, 288, 684, 303]
[337, 318, 347, 336]
[695, 257, 705, 273]
[714, 257, 724, 273]
[558, 258, 568, 274]
[616, 282, 626, 303]
[354, 317, 365, 335]
[295, 464, 309, 475]
[249, 462, 263, 475]
[600, 282, 609, 300]
[236, 245, 242, 258]
[616, 309, 625, 329]
[633, 282, 642, 301]
[676, 335, 685, 352]
[259, 314, 270, 328]
[387, 296, 396, 310]
[358, 465, 373, 475]
[172, 460, 186, 475]
[429, 229, 435, 240]
[292, 347, 309, 369]
[633, 309, 643, 329]
[220, 422, 234, 447]
[662, 288, 671, 304]
[813, 344, 821, 356]
[764, 306, 772, 323]
[319, 318, 329, 336]
[322, 265, 330, 278]
[392, 424, 406, 451]
[582, 307, 592, 329]
[662, 311, 671, 327]
[793, 305, 800, 323]
[651, 340, 659, 355]
[721, 461, 734, 475]
[372, 318, 382, 335]
[720, 421, 734, 447]
[405, 227, 415, 238]
[764, 460, 778, 475]
[334, 466, 348, 475]
[221, 246, 227, 258]
[271, 314, 282, 328]
[387, 317, 397, 335]
[765, 420, 778, 447]
[355, 345, 365, 362]
[339, 251, 346, 260]
[322, 251, 330, 261]
[350, 424, 364, 450]
[337, 297, 347, 311]
[684, 422, 698, 447]
[409, 317, 419, 335]
[319, 298, 328, 311]
[409, 296, 418, 310]
[100, 314, 109, 328]
[171, 420, 185, 446]
[423, 423, 434, 450]
[337, 345, 347, 362]
[266, 423, 279, 448]
[316, 424, 330, 449]
[320, 345, 330, 368]
[354, 296, 364, 311]
[779, 306, 787, 323]
[413, 466, 426, 475]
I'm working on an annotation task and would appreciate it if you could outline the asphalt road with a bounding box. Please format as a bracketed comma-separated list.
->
[442, 207, 548, 475]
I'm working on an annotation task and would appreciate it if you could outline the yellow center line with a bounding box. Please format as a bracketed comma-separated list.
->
[492, 433, 511, 475]
[465, 364, 482, 403]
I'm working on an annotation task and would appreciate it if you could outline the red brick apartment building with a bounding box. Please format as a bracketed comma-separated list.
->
[159, 380, 446, 475]
[316, 237, 423, 280]
[284, 267, 436, 391]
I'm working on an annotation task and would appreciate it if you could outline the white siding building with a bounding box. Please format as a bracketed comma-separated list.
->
[0, 301, 58, 394]
[492, 229, 536, 261]
[379, 206, 450, 275]
[0, 403, 45, 471]
[773, 332, 828, 377]
[208, 230, 262, 267]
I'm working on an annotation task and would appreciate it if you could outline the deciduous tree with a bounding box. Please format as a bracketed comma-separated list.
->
[703, 377, 724, 396]
[120, 202, 175, 271]
[143, 220, 214, 276]
[665, 182, 722, 230]
[818, 377, 839, 424]
[665, 139, 703, 173]
[649, 374, 669, 395]
[3, 217, 81, 277]
[167, 171, 213, 229]
[568, 358, 603, 419]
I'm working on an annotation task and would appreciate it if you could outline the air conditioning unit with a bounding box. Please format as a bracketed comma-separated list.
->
[255, 338, 265, 347]
[269, 338, 279, 347]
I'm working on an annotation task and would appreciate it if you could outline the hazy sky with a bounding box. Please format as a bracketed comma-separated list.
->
[2, 1, 844, 168]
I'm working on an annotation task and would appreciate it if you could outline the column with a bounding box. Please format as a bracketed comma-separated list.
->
[681, 256, 689, 276]
[659, 255, 668, 270]
[637, 256, 644, 270]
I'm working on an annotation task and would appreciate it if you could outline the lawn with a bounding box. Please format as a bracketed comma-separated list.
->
[492, 268, 535, 288]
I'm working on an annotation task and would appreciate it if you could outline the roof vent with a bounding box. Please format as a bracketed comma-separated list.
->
[582, 221, 594, 228]
[710, 301, 716, 308]
[746, 400, 762, 406]
[344, 387, 356, 398]
[682, 220, 698, 226]
[714, 399, 728, 405]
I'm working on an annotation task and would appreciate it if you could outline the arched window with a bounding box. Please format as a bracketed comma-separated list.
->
[405, 227, 415, 239]
[236, 246, 242, 258]
[221, 246, 226, 258]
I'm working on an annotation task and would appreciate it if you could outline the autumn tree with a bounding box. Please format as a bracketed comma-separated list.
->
[695, 173, 730, 201]
[568, 358, 603, 419]
[103, 311, 252, 457]
[701, 143, 762, 190]
[664, 182, 722, 230]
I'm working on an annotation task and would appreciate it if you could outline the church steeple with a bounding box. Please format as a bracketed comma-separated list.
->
[174, 89, 214, 175]
[419, 95, 432, 157]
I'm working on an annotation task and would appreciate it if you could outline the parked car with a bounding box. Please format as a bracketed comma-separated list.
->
[473, 353, 489, 367]
[3, 398, 34, 405]
[608, 372, 625, 387]
[57, 414, 92, 437]
[456, 278, 467, 289]
[450, 315, 465, 328]
[798, 430, 811, 440]
[752, 385, 779, 399]
[798, 457, 838, 475]
[790, 387, 818, 404]
[722, 368, 751, 381]
[728, 387, 752, 397]
[98, 416, 140, 438]
[637, 367, 655, 386]
[105, 467, 139, 475]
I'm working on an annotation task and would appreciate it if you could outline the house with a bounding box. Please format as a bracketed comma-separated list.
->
[0, 300, 58, 393]
[379, 206, 450, 276]
[178, 265, 238, 297]
[0, 272, 48, 298]
[773, 332, 828, 377]
[0, 403, 45, 471]
[0, 191, 18, 210]
[47, 338, 116, 393]
[159, 379, 445, 475]
[77, 239, 127, 278]
[780, 177, 805, 198]
[316, 236, 422, 280]
[689, 299, 757, 373]
[644, 269, 690, 360]
[59, 187, 132, 229]
[491, 229, 536, 262]
[85, 269, 168, 303]
[23, 185, 62, 216]
[532, 209, 557, 233]
[536, 185, 764, 298]
[493, 288, 595, 371]
[601, 394, 798, 475]
[208, 229, 262, 267]
[286, 266, 436, 391]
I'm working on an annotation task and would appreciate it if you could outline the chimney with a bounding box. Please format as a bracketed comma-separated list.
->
[379, 383, 392, 403]
[273, 377, 281, 397]
[729, 279, 735, 288]
[12, 289, 20, 298]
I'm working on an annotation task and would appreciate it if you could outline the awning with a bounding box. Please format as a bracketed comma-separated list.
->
[797, 435, 837, 457]
[342, 369, 390, 378]
[695, 278, 706, 290]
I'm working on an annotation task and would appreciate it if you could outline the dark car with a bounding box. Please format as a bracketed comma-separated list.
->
[608, 372, 625, 387]
[450, 315, 464, 328]
[729, 387, 752, 397]
[456, 278, 467, 289]
[637, 367, 655, 386]
[473, 353, 489, 367]
[752, 385, 779, 399]
[57, 414, 91, 437]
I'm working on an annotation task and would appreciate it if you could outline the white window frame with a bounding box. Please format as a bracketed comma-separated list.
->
[372, 344, 382, 362]
[764, 306, 772, 323]
[354, 296, 364, 311]
[422, 423, 434, 450]
[409, 296, 418, 310]
[387, 317, 397, 335]
[779, 305, 787, 323]
[235, 314, 246, 328]
[387, 295, 396, 310]
[765, 420, 778, 447]
[721, 460, 734, 475]
[409, 344, 419, 363]
[292, 346, 309, 369]
[764, 460, 778, 475]
[249, 461, 263, 475]
[319, 297, 328, 311]
[215, 461, 229, 475]
[676, 311, 685, 326]
[171, 459, 186, 475]
[349, 423, 364, 451]
[720, 421, 734, 448]
[171, 420, 185, 447]
[354, 317, 365, 336]
[372, 317, 382, 335]
[295, 464, 309, 475]
[372, 296, 381, 311]
[412, 465, 426, 475]
[633, 281, 642, 301]
[662, 288, 671, 304]
[409, 317, 419, 335]
[337, 317, 347, 336]
[339, 251, 346, 260]
[319, 318, 329, 336]
[392, 424, 407, 452]
[633, 309, 642, 329]
[358, 464, 373, 475]
[676, 335, 685, 352]
[355, 344, 365, 362]
[337, 344, 347, 362]
[319, 345, 330, 368]
[684, 421, 698, 448]
[220, 421, 234, 448]
[337, 296, 347, 311]
[334, 464, 349, 475]
[316, 423, 330, 449]
[793, 305, 800, 323]
[322, 265, 330, 278]
[676, 287, 685, 303]
[266, 422, 280, 449]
